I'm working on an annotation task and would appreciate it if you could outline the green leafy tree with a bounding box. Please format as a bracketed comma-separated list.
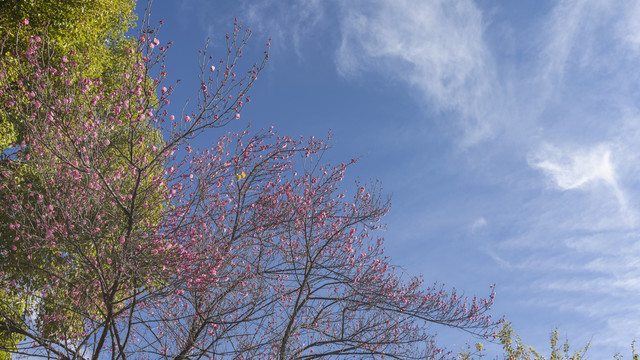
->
[458, 322, 638, 360]
[495, 322, 590, 360]
[0, 2, 145, 358]
[0, 0, 137, 150]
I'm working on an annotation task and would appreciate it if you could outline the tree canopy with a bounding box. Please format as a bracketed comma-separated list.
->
[0, 0, 137, 151]
[0, 1, 141, 357]
[0, 3, 500, 360]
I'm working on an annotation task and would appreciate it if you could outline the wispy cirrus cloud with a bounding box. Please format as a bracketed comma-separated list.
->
[528, 143, 619, 190]
[536, 0, 593, 93]
[335, 0, 501, 146]
[617, 2, 640, 51]
[240, 0, 326, 57]
[471, 217, 488, 232]
[182, 0, 640, 356]
[195, 0, 505, 146]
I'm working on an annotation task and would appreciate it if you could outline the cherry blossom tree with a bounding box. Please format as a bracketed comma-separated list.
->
[0, 13, 498, 360]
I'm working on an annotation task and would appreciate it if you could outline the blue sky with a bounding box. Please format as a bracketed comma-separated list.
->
[148, 0, 640, 357]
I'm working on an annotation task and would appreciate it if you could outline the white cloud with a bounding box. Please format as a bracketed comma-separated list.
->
[537, 0, 592, 90]
[335, 0, 500, 145]
[485, 249, 511, 268]
[528, 143, 635, 226]
[240, 0, 325, 57]
[616, 2, 640, 52]
[166, 1, 640, 357]
[471, 217, 487, 232]
[494, 228, 640, 356]
[528, 143, 616, 191]
[525, 0, 621, 125]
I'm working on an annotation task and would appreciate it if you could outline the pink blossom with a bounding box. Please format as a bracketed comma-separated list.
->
[0, 23, 497, 360]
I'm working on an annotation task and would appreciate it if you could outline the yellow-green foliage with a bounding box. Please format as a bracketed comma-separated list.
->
[0, 1, 153, 357]
[0, 0, 137, 150]
[0, 42, 166, 343]
[459, 322, 638, 360]
[496, 322, 589, 360]
[0, 0, 136, 78]
[0, 290, 25, 360]
[0, 121, 15, 151]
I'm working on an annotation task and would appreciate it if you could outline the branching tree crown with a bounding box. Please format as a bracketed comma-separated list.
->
[0, 7, 499, 360]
